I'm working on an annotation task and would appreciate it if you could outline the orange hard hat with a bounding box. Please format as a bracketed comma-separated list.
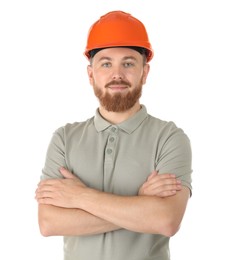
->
[84, 11, 154, 62]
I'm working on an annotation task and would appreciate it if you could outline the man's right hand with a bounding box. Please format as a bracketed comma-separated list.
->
[138, 171, 182, 197]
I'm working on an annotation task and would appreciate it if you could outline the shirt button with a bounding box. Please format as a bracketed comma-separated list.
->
[111, 127, 117, 132]
[107, 148, 112, 154]
[109, 137, 115, 142]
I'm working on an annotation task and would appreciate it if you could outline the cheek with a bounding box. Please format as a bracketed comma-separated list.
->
[88, 67, 106, 86]
[93, 71, 109, 86]
[130, 72, 145, 85]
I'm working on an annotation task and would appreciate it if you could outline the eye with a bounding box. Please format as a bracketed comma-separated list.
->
[123, 62, 134, 68]
[101, 62, 112, 68]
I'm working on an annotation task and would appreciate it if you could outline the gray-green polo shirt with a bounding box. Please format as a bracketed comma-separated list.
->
[41, 105, 192, 260]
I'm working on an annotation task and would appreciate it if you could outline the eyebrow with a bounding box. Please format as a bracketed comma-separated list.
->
[97, 56, 138, 62]
[123, 56, 138, 61]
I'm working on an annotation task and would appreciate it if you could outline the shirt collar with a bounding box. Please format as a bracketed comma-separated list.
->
[94, 105, 148, 134]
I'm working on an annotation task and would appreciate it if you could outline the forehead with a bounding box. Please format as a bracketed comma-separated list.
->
[93, 47, 143, 62]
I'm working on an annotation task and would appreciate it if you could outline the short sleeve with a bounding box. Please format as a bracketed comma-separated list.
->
[40, 127, 67, 180]
[155, 123, 193, 194]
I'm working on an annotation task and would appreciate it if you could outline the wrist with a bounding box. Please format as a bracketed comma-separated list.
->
[79, 187, 100, 211]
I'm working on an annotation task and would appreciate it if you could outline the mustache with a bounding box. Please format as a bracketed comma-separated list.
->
[105, 80, 131, 88]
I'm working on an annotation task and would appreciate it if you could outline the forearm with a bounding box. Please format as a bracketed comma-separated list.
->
[80, 187, 190, 237]
[36, 168, 189, 237]
[38, 204, 121, 237]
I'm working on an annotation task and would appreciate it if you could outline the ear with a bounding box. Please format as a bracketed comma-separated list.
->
[142, 64, 150, 84]
[87, 65, 93, 85]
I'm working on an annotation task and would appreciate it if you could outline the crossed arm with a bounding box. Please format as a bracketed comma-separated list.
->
[35, 167, 189, 237]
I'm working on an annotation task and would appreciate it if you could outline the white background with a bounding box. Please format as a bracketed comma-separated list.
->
[0, 0, 231, 259]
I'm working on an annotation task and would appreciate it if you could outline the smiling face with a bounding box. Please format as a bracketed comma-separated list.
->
[87, 47, 150, 112]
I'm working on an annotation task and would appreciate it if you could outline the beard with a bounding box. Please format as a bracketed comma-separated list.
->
[93, 79, 143, 112]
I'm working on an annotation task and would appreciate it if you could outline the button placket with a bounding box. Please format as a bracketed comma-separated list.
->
[103, 126, 118, 192]
[105, 126, 118, 162]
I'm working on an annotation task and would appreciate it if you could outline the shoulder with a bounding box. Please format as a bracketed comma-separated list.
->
[54, 116, 95, 138]
[146, 114, 190, 141]
[146, 114, 192, 166]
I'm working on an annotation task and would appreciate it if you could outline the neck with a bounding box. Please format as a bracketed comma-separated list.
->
[99, 102, 141, 124]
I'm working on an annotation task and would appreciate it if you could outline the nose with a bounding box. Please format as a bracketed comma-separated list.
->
[111, 66, 124, 80]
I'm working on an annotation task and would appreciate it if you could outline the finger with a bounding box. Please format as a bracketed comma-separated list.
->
[35, 190, 53, 201]
[149, 179, 182, 192]
[147, 170, 158, 181]
[37, 179, 60, 187]
[60, 167, 77, 179]
[154, 183, 182, 194]
[142, 180, 182, 196]
[36, 197, 54, 205]
[157, 173, 177, 180]
[157, 183, 183, 197]
[157, 190, 177, 198]
[146, 173, 177, 185]
[35, 185, 55, 196]
[145, 174, 180, 190]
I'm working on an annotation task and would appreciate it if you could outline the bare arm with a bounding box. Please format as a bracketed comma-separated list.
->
[37, 168, 120, 236]
[79, 186, 189, 236]
[38, 205, 119, 237]
[36, 168, 187, 237]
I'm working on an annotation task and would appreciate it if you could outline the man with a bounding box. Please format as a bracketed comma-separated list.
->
[36, 10, 192, 260]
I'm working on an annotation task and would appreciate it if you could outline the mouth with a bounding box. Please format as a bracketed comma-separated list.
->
[108, 85, 129, 91]
[106, 80, 130, 92]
